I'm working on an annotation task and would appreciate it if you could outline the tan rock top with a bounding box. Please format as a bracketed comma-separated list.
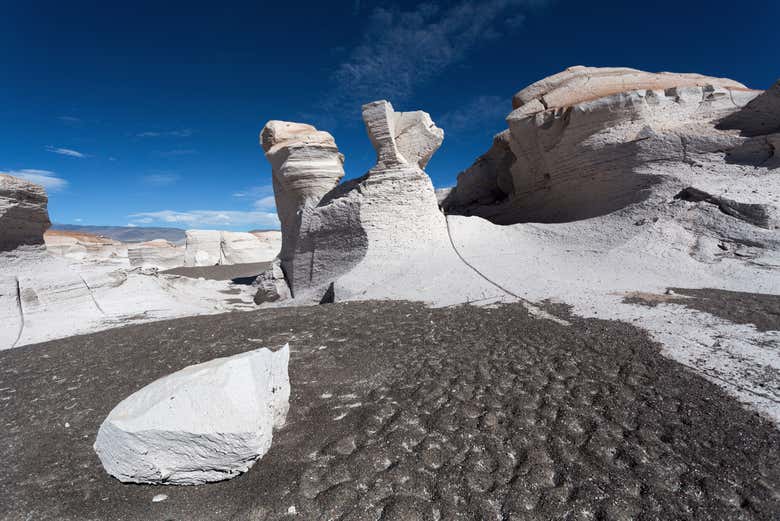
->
[510, 66, 754, 118]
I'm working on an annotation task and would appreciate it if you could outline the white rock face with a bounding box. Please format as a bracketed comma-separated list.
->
[44, 231, 128, 264]
[260, 101, 510, 305]
[183, 230, 279, 267]
[128, 239, 185, 269]
[0, 174, 51, 251]
[184, 230, 223, 266]
[94, 344, 290, 485]
[260, 121, 346, 280]
[444, 66, 772, 226]
[221, 231, 278, 265]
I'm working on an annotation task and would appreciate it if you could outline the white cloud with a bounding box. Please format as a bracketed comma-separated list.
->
[137, 129, 194, 138]
[233, 184, 274, 198]
[0, 169, 68, 191]
[142, 173, 181, 186]
[156, 149, 197, 157]
[327, 0, 541, 110]
[58, 116, 82, 125]
[253, 195, 276, 211]
[128, 210, 280, 229]
[45, 145, 88, 158]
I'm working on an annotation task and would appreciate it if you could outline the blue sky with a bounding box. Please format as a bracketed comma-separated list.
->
[2, 0, 777, 231]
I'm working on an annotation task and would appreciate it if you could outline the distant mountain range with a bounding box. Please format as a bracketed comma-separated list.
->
[50, 224, 186, 244]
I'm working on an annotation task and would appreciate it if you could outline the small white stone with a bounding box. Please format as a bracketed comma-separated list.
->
[152, 494, 168, 503]
[287, 505, 297, 515]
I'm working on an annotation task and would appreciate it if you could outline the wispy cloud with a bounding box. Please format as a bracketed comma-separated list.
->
[253, 195, 276, 211]
[232, 184, 273, 198]
[0, 169, 68, 191]
[438, 95, 509, 136]
[58, 116, 82, 126]
[137, 129, 194, 138]
[233, 185, 276, 211]
[45, 145, 88, 158]
[129, 210, 279, 229]
[142, 173, 181, 186]
[326, 0, 540, 114]
[156, 149, 197, 157]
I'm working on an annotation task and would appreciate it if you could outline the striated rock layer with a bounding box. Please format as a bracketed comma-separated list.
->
[0, 174, 51, 251]
[127, 239, 184, 269]
[444, 66, 777, 228]
[45, 231, 127, 264]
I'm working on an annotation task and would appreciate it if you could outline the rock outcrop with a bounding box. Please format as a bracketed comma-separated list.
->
[184, 230, 223, 266]
[260, 101, 475, 303]
[260, 122, 346, 283]
[0, 174, 51, 251]
[443, 66, 775, 226]
[184, 230, 279, 267]
[127, 239, 185, 269]
[94, 344, 290, 485]
[45, 230, 128, 264]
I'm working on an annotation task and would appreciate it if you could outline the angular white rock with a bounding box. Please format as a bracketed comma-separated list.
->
[94, 344, 290, 485]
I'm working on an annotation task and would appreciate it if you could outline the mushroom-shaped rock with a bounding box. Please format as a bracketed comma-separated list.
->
[94, 344, 290, 485]
[260, 121, 345, 276]
[0, 174, 51, 251]
[256, 99, 500, 305]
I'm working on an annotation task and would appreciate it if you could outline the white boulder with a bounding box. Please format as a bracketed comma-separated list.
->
[184, 229, 223, 266]
[94, 344, 290, 485]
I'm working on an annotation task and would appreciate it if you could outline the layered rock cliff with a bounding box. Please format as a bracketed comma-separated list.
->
[0, 174, 51, 251]
[444, 66, 777, 229]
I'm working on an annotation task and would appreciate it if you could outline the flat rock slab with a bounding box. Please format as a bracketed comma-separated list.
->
[0, 301, 778, 520]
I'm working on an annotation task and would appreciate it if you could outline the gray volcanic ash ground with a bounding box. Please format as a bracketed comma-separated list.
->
[1, 300, 778, 520]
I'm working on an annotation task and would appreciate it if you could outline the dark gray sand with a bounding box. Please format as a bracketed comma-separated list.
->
[625, 287, 780, 332]
[162, 261, 271, 283]
[1, 301, 778, 520]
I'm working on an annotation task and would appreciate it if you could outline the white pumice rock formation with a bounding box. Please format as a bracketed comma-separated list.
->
[183, 230, 279, 267]
[0, 176, 257, 349]
[443, 66, 774, 225]
[437, 67, 780, 423]
[260, 101, 511, 305]
[0, 174, 51, 251]
[127, 239, 185, 269]
[45, 231, 128, 265]
[260, 121, 346, 285]
[94, 344, 290, 485]
[184, 229, 223, 266]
